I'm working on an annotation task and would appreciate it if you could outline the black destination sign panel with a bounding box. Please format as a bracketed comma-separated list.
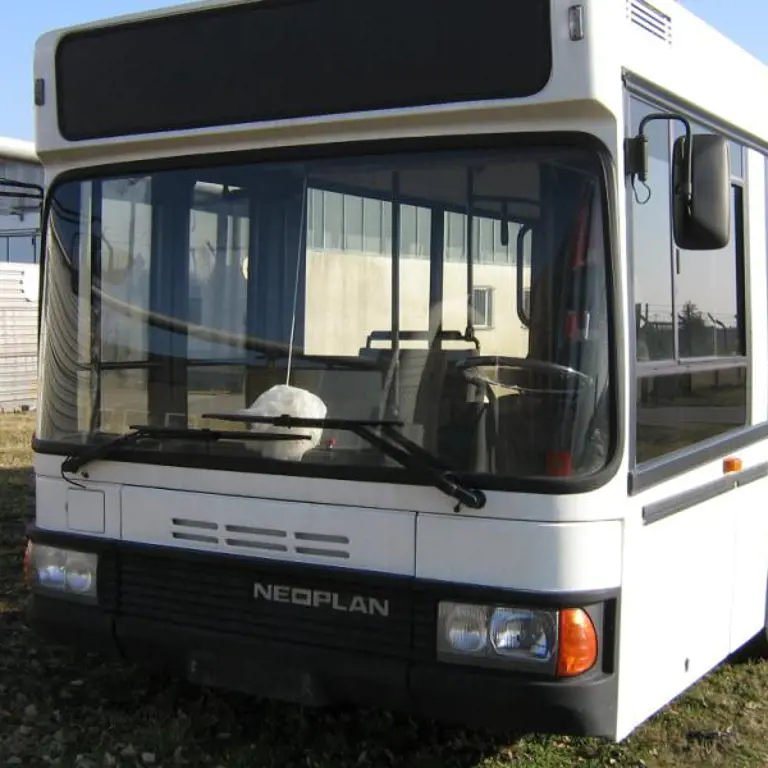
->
[55, 0, 553, 141]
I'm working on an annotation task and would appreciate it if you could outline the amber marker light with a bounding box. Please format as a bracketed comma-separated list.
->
[723, 457, 743, 474]
[556, 608, 598, 677]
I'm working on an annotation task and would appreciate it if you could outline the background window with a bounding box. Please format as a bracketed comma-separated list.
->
[343, 195, 363, 252]
[473, 286, 494, 329]
[363, 198, 383, 254]
[0, 234, 38, 263]
[324, 192, 343, 250]
[8, 235, 37, 264]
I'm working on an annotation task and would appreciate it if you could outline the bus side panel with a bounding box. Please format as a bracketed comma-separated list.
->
[615, 488, 735, 740]
[729, 476, 768, 650]
[730, 151, 768, 650]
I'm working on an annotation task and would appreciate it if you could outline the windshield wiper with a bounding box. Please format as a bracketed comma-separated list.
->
[60, 424, 311, 475]
[201, 412, 487, 512]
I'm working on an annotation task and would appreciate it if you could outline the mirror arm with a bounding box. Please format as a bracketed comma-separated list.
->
[625, 113, 692, 210]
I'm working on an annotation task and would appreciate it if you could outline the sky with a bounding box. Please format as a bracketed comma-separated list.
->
[0, 0, 766, 142]
[0, 0, 195, 141]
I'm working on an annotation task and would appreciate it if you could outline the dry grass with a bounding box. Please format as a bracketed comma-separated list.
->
[2, 413, 768, 767]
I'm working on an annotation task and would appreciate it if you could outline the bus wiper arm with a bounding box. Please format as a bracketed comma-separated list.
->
[202, 413, 487, 512]
[60, 423, 311, 475]
[356, 422, 487, 512]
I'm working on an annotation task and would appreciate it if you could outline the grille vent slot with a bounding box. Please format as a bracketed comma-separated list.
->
[170, 518, 351, 560]
[627, 0, 672, 44]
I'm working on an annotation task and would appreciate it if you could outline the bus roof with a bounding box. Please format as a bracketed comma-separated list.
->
[623, 0, 768, 146]
[32, 0, 768, 157]
[0, 137, 38, 164]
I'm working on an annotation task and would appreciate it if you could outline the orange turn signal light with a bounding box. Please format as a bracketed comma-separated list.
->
[556, 608, 598, 677]
[723, 457, 742, 474]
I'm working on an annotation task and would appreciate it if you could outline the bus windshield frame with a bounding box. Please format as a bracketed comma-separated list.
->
[34, 133, 620, 495]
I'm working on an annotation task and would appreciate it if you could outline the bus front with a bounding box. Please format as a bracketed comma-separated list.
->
[27, 0, 627, 738]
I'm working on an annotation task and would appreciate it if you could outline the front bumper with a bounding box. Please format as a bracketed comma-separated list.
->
[27, 532, 619, 737]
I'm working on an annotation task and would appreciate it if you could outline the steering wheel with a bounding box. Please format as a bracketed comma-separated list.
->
[454, 356, 593, 394]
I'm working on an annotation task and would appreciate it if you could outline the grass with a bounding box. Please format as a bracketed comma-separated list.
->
[2, 414, 768, 767]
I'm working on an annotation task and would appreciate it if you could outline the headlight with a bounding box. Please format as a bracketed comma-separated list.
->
[442, 604, 489, 654]
[26, 543, 98, 602]
[490, 607, 556, 662]
[437, 601, 597, 676]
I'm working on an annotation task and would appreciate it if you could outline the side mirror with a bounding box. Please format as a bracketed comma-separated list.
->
[672, 133, 731, 251]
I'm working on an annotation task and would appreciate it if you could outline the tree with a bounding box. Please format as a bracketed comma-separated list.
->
[680, 301, 705, 327]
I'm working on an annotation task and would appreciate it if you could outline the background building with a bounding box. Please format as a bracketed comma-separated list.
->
[0, 137, 42, 411]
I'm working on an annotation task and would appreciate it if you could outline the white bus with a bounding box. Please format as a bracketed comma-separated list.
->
[25, 0, 768, 741]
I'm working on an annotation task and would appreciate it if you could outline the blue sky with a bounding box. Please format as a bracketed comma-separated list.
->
[0, 0, 765, 141]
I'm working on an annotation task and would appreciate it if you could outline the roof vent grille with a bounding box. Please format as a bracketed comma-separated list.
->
[627, 0, 673, 45]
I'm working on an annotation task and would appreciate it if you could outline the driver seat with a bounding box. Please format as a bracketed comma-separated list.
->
[396, 341, 480, 461]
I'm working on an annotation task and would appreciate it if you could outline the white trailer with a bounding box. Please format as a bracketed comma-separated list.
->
[25, 0, 768, 740]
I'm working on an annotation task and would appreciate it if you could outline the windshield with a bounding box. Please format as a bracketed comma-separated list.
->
[37, 141, 613, 484]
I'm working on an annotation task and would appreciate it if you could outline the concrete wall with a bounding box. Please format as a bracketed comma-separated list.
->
[303, 250, 530, 358]
[100, 247, 532, 362]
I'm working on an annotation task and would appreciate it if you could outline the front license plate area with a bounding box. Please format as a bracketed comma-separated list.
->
[187, 650, 328, 706]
